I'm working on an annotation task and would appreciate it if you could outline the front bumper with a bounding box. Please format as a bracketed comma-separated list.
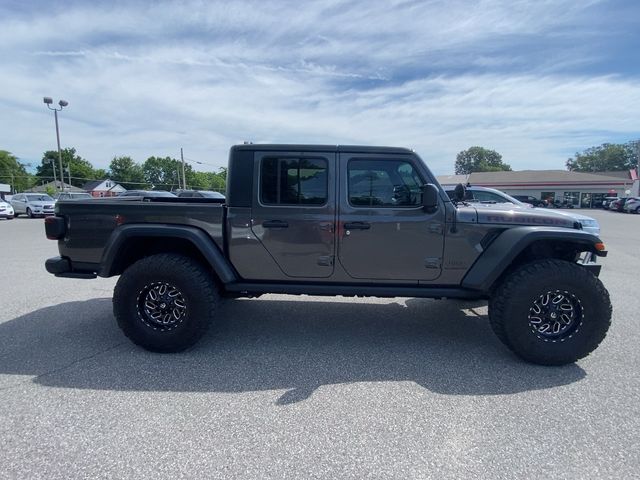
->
[36, 210, 55, 216]
[578, 252, 602, 276]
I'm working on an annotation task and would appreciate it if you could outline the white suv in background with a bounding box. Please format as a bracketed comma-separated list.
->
[0, 198, 14, 219]
[11, 193, 55, 218]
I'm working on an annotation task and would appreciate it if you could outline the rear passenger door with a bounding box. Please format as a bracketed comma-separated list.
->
[250, 151, 336, 278]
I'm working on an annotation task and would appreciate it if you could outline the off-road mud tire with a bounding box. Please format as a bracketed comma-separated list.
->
[113, 253, 219, 352]
[489, 259, 611, 365]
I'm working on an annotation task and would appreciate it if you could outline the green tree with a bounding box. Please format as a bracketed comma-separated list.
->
[36, 148, 96, 188]
[455, 147, 512, 175]
[566, 142, 638, 172]
[109, 156, 146, 189]
[0, 150, 34, 193]
[93, 169, 109, 180]
[142, 156, 186, 190]
[185, 169, 226, 191]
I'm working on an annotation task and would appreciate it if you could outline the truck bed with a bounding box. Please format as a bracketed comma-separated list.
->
[54, 197, 226, 271]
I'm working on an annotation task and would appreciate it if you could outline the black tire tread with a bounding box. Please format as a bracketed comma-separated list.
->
[489, 259, 612, 365]
[113, 253, 219, 352]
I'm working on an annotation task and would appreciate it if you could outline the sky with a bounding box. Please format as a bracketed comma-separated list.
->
[0, 0, 639, 175]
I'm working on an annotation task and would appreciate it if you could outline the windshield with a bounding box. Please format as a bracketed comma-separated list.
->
[445, 188, 526, 207]
[71, 193, 92, 199]
[26, 194, 54, 202]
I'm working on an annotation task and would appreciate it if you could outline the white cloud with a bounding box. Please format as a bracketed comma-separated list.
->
[0, 0, 638, 175]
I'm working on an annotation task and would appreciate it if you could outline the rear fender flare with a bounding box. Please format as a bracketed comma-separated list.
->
[99, 224, 237, 283]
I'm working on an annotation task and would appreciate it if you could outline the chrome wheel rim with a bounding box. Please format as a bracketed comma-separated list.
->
[136, 282, 187, 331]
[528, 290, 583, 341]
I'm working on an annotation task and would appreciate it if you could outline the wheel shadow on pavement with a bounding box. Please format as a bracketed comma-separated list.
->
[0, 297, 585, 403]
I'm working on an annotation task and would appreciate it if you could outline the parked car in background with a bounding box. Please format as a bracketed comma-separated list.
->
[443, 185, 530, 206]
[609, 197, 628, 212]
[549, 199, 575, 209]
[443, 185, 600, 235]
[623, 197, 640, 214]
[55, 192, 93, 201]
[11, 193, 55, 217]
[176, 190, 225, 199]
[512, 195, 546, 207]
[601, 196, 618, 209]
[0, 199, 14, 219]
[117, 190, 177, 198]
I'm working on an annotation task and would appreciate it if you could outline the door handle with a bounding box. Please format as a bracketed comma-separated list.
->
[263, 220, 289, 228]
[344, 222, 370, 230]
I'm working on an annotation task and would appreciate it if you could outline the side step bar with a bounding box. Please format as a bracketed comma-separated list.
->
[224, 282, 485, 299]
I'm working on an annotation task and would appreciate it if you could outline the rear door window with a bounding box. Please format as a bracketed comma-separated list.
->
[260, 157, 328, 206]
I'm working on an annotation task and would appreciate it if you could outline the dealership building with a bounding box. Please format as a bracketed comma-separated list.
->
[437, 169, 638, 208]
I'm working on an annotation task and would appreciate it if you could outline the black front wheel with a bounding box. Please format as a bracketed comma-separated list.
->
[113, 254, 220, 352]
[489, 259, 612, 365]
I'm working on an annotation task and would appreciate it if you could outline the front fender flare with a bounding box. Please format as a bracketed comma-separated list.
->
[461, 226, 604, 292]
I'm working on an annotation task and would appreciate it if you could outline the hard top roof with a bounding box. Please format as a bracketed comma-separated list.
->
[231, 144, 413, 154]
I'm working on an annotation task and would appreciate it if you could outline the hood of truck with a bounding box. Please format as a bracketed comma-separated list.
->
[458, 203, 578, 229]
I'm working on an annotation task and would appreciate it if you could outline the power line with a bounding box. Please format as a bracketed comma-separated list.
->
[183, 157, 226, 169]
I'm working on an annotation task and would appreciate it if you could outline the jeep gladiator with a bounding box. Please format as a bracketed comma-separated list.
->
[45, 144, 612, 365]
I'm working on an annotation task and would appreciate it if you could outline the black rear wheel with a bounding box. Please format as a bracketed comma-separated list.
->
[489, 259, 612, 365]
[113, 254, 219, 352]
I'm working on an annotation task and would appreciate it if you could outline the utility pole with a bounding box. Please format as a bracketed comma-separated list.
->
[67, 163, 72, 188]
[180, 147, 187, 189]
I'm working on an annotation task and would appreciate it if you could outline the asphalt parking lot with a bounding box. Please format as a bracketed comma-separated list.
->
[1, 211, 639, 479]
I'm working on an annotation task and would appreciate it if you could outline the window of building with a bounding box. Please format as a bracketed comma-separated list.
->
[348, 159, 424, 207]
[564, 192, 579, 207]
[541, 192, 556, 204]
[590, 193, 606, 209]
[260, 157, 328, 206]
[580, 193, 592, 208]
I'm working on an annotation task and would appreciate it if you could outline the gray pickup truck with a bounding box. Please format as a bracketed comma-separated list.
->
[45, 144, 612, 365]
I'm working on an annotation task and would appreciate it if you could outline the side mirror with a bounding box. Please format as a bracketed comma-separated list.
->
[421, 184, 439, 212]
[453, 183, 466, 202]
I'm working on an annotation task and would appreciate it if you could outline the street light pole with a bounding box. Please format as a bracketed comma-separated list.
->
[50, 158, 57, 187]
[43, 97, 68, 191]
[54, 109, 64, 190]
